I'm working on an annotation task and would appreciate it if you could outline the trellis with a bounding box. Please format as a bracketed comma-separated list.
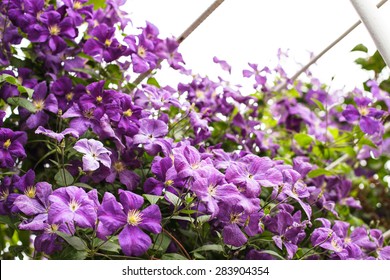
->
[132, 0, 390, 90]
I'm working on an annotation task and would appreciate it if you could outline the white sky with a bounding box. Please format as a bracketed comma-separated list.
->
[124, 0, 390, 91]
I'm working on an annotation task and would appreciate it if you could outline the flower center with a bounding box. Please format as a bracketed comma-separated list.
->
[69, 199, 80, 212]
[73, 1, 83, 9]
[46, 224, 59, 233]
[105, 39, 112, 47]
[0, 189, 9, 201]
[137, 46, 146, 58]
[66, 92, 74, 101]
[127, 209, 143, 226]
[49, 25, 61, 36]
[165, 180, 174, 186]
[207, 184, 217, 196]
[114, 161, 125, 172]
[83, 109, 94, 119]
[358, 106, 369, 116]
[34, 99, 45, 111]
[24, 186, 37, 198]
[230, 212, 242, 224]
[195, 89, 205, 99]
[3, 139, 11, 149]
[96, 96, 103, 103]
[331, 238, 343, 252]
[123, 109, 133, 117]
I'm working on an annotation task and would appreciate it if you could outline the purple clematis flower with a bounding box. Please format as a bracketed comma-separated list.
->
[97, 190, 162, 256]
[0, 128, 27, 168]
[48, 186, 97, 228]
[105, 150, 140, 190]
[14, 181, 52, 231]
[34, 222, 74, 255]
[35, 126, 79, 142]
[0, 175, 20, 215]
[73, 139, 111, 171]
[84, 24, 127, 62]
[19, 81, 58, 129]
[191, 169, 240, 217]
[265, 209, 308, 259]
[28, 10, 77, 54]
[217, 202, 263, 247]
[133, 118, 170, 156]
[342, 97, 384, 135]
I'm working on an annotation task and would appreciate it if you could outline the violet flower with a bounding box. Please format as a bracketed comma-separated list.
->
[73, 139, 111, 172]
[35, 126, 79, 142]
[105, 150, 140, 190]
[19, 81, 58, 129]
[84, 24, 126, 62]
[133, 118, 170, 156]
[14, 181, 52, 231]
[97, 190, 162, 256]
[0, 128, 27, 168]
[48, 186, 97, 228]
[28, 10, 77, 54]
[342, 97, 384, 135]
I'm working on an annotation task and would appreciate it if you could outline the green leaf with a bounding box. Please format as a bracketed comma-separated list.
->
[307, 168, 334, 178]
[143, 194, 163, 205]
[355, 51, 386, 74]
[258, 249, 285, 260]
[152, 233, 171, 252]
[196, 215, 211, 223]
[310, 98, 325, 111]
[147, 77, 160, 88]
[294, 133, 314, 148]
[52, 246, 88, 260]
[94, 239, 121, 253]
[351, 44, 368, 53]
[54, 169, 74, 186]
[161, 253, 188, 260]
[105, 64, 122, 82]
[87, 0, 107, 10]
[171, 216, 194, 222]
[165, 191, 182, 206]
[56, 231, 88, 251]
[192, 244, 224, 253]
[74, 182, 95, 191]
[7, 97, 36, 113]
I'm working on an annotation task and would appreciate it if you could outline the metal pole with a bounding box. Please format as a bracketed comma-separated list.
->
[350, 0, 390, 67]
[273, 0, 388, 92]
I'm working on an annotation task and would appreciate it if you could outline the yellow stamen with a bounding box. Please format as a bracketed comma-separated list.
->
[66, 92, 74, 101]
[137, 46, 146, 58]
[3, 139, 11, 149]
[73, 1, 83, 10]
[207, 184, 217, 196]
[24, 186, 37, 198]
[230, 212, 242, 224]
[127, 209, 143, 226]
[49, 25, 61, 36]
[165, 180, 174, 186]
[33, 99, 45, 111]
[0, 189, 9, 201]
[96, 96, 103, 103]
[114, 161, 125, 172]
[123, 109, 133, 117]
[105, 39, 112, 47]
[69, 199, 80, 212]
[358, 107, 369, 116]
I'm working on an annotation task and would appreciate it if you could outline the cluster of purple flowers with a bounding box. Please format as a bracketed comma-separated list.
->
[1, 0, 389, 260]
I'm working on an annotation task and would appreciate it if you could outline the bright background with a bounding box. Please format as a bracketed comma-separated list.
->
[124, 0, 390, 90]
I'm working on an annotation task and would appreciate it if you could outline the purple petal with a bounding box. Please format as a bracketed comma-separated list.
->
[119, 226, 151, 256]
[342, 105, 360, 122]
[360, 116, 380, 135]
[139, 204, 162, 234]
[98, 192, 127, 231]
[14, 195, 45, 216]
[118, 190, 144, 212]
[223, 224, 247, 247]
